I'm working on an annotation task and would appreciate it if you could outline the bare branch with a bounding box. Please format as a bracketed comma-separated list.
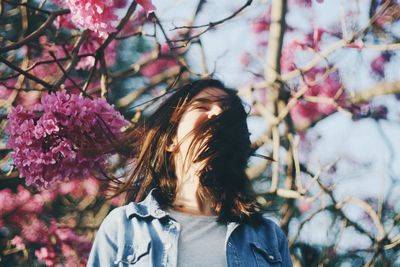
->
[348, 81, 400, 103]
[265, 0, 287, 192]
[171, 0, 252, 30]
[0, 9, 70, 54]
[2, 0, 52, 14]
[48, 51, 91, 98]
[116, 65, 182, 108]
[0, 55, 53, 89]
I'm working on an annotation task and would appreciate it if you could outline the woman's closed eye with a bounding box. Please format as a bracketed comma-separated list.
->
[191, 104, 209, 111]
[195, 106, 208, 110]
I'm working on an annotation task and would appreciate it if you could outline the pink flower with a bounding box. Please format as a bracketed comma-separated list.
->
[251, 18, 270, 33]
[304, 27, 328, 50]
[11, 236, 25, 249]
[290, 67, 345, 129]
[35, 247, 57, 267]
[250, 8, 271, 34]
[239, 52, 251, 67]
[6, 92, 128, 188]
[0, 182, 93, 266]
[115, 0, 127, 9]
[345, 39, 364, 49]
[82, 176, 100, 196]
[0, 189, 17, 213]
[298, 200, 313, 213]
[290, 100, 319, 127]
[290, 0, 312, 7]
[370, 52, 392, 78]
[136, 0, 156, 16]
[64, 0, 119, 38]
[281, 39, 303, 73]
[23, 218, 48, 243]
[54, 13, 76, 29]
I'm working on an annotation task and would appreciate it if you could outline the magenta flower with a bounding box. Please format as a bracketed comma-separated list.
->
[52, 0, 156, 38]
[239, 52, 251, 67]
[64, 0, 119, 38]
[0, 183, 94, 266]
[136, 0, 156, 15]
[290, 68, 345, 128]
[281, 39, 303, 73]
[251, 18, 270, 33]
[6, 91, 128, 188]
[370, 52, 392, 78]
[35, 247, 56, 267]
[54, 12, 76, 30]
[290, 0, 312, 7]
[10, 236, 25, 250]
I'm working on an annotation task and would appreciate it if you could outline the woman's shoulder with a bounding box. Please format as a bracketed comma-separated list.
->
[100, 203, 135, 228]
[246, 215, 287, 242]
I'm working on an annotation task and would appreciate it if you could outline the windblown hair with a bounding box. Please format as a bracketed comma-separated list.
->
[116, 79, 261, 223]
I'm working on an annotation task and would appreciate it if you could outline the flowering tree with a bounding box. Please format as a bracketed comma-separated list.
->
[0, 0, 399, 266]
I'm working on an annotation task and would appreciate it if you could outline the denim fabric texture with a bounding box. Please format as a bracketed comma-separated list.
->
[87, 190, 293, 267]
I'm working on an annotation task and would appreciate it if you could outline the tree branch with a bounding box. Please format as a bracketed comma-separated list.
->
[0, 9, 70, 54]
[348, 81, 400, 104]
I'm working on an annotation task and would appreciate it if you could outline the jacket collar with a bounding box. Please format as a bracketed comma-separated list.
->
[125, 189, 169, 219]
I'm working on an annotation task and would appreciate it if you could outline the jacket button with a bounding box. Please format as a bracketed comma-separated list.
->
[156, 210, 163, 215]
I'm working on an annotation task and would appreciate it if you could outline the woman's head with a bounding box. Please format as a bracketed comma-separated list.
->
[118, 78, 259, 222]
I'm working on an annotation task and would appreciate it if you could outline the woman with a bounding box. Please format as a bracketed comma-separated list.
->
[87, 79, 292, 267]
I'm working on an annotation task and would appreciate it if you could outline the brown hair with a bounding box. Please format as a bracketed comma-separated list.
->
[114, 79, 261, 223]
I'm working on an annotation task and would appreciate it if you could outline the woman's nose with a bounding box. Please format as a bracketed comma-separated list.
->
[207, 104, 223, 119]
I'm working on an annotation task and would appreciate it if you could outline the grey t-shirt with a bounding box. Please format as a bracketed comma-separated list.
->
[168, 209, 228, 267]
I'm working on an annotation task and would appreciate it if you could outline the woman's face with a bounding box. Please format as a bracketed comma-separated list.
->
[170, 87, 228, 163]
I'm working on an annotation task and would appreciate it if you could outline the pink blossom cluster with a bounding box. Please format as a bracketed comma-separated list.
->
[349, 103, 388, 121]
[290, 0, 324, 6]
[249, 8, 271, 50]
[52, 0, 155, 38]
[281, 39, 303, 73]
[370, 52, 392, 78]
[290, 67, 346, 128]
[280, 28, 331, 73]
[140, 44, 179, 78]
[0, 183, 97, 266]
[61, 0, 119, 38]
[6, 91, 128, 188]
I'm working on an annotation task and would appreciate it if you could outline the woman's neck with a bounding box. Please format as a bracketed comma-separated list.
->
[172, 163, 215, 216]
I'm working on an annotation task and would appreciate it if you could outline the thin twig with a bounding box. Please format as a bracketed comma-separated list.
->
[171, 0, 252, 30]
[0, 55, 53, 89]
[48, 51, 92, 98]
[0, 9, 70, 53]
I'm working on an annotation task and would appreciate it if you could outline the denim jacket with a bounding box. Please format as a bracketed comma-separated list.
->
[87, 191, 293, 267]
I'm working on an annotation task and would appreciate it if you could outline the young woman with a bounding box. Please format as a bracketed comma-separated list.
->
[87, 79, 292, 267]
